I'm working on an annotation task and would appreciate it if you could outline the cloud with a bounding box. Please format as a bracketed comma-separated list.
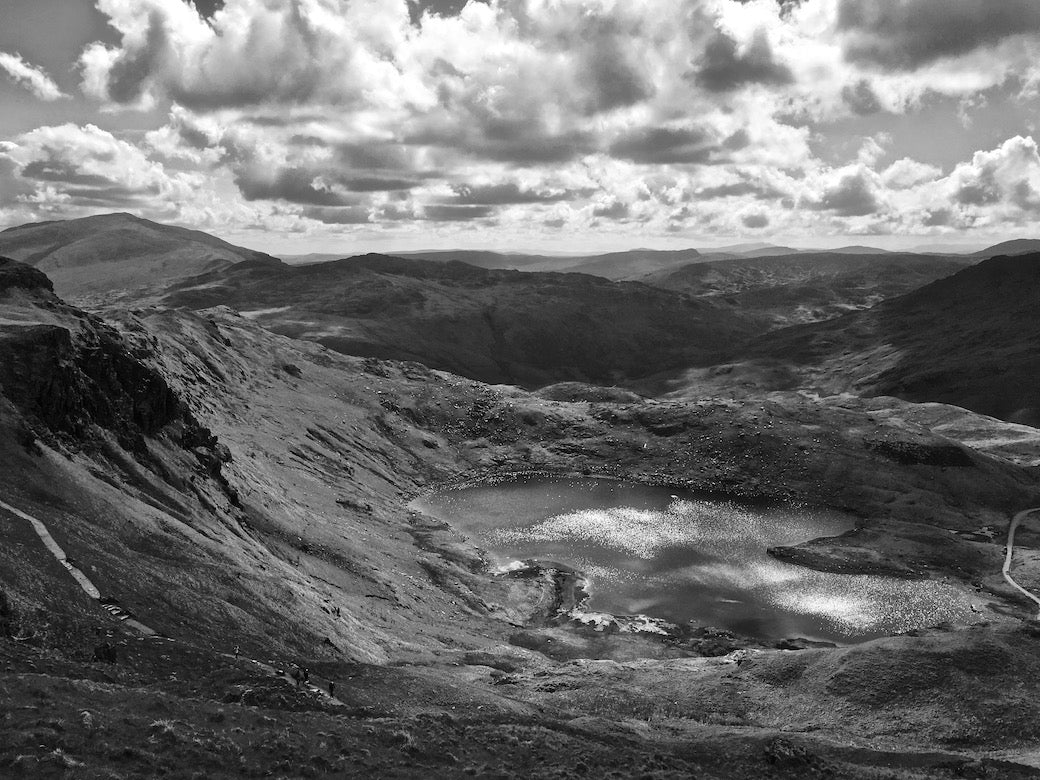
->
[236, 166, 356, 206]
[947, 136, 1040, 212]
[609, 126, 719, 165]
[0, 52, 67, 101]
[693, 29, 792, 92]
[592, 201, 630, 220]
[808, 170, 879, 216]
[837, 0, 1040, 70]
[741, 212, 769, 228]
[841, 79, 882, 115]
[0, 123, 193, 215]
[423, 203, 494, 221]
[81, 0, 420, 110]
[449, 182, 572, 205]
[695, 178, 785, 200]
[881, 158, 942, 190]
[300, 205, 372, 224]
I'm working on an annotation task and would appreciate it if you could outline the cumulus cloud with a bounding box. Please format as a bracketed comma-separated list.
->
[449, 182, 573, 205]
[4, 0, 1040, 244]
[0, 52, 66, 101]
[947, 136, 1040, 213]
[0, 123, 198, 219]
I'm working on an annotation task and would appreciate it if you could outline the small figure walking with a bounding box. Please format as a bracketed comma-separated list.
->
[233, 644, 240, 658]
[328, 681, 335, 697]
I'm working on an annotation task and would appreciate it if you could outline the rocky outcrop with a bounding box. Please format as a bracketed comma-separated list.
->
[0, 258, 233, 497]
[0, 257, 53, 294]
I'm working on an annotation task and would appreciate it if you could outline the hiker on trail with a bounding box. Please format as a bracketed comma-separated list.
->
[303, 667, 309, 683]
[233, 644, 240, 658]
[328, 681, 335, 697]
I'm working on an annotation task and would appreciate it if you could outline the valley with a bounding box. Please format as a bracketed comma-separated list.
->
[1, 218, 1039, 778]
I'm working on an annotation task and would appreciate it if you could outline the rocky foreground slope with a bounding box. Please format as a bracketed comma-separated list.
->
[2, 257, 1040, 777]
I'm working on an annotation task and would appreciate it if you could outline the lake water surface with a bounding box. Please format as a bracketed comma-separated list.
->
[411, 475, 980, 643]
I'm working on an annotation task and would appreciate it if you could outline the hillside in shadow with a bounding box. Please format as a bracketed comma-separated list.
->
[157, 253, 760, 388]
[727, 253, 1040, 425]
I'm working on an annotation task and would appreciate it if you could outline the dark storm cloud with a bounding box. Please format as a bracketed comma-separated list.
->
[301, 205, 371, 224]
[580, 34, 654, 114]
[423, 204, 494, 221]
[722, 129, 750, 151]
[479, 120, 596, 165]
[189, 0, 225, 19]
[841, 79, 882, 115]
[592, 201, 630, 219]
[1011, 180, 1040, 211]
[449, 182, 571, 205]
[339, 142, 419, 172]
[742, 213, 769, 228]
[236, 167, 353, 206]
[406, 0, 485, 25]
[695, 180, 784, 200]
[410, 124, 595, 166]
[809, 173, 879, 216]
[62, 184, 163, 207]
[955, 179, 999, 206]
[837, 0, 1040, 70]
[609, 127, 718, 165]
[21, 160, 113, 187]
[693, 30, 792, 93]
[343, 176, 423, 192]
[105, 12, 166, 104]
[17, 157, 163, 209]
[923, 209, 951, 226]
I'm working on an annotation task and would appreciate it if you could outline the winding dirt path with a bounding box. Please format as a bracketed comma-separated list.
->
[1002, 508, 1040, 618]
[0, 498, 343, 702]
[0, 498, 157, 636]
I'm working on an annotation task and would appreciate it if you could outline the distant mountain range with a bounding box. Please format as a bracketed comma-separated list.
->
[284, 240, 1025, 280]
[1, 213, 1036, 421]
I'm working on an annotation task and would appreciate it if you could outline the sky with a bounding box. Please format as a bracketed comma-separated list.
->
[2, 0, 1040, 254]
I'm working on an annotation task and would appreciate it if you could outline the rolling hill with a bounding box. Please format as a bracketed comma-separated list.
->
[686, 252, 1040, 426]
[642, 252, 972, 329]
[154, 253, 759, 388]
[973, 238, 1040, 257]
[0, 212, 280, 300]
